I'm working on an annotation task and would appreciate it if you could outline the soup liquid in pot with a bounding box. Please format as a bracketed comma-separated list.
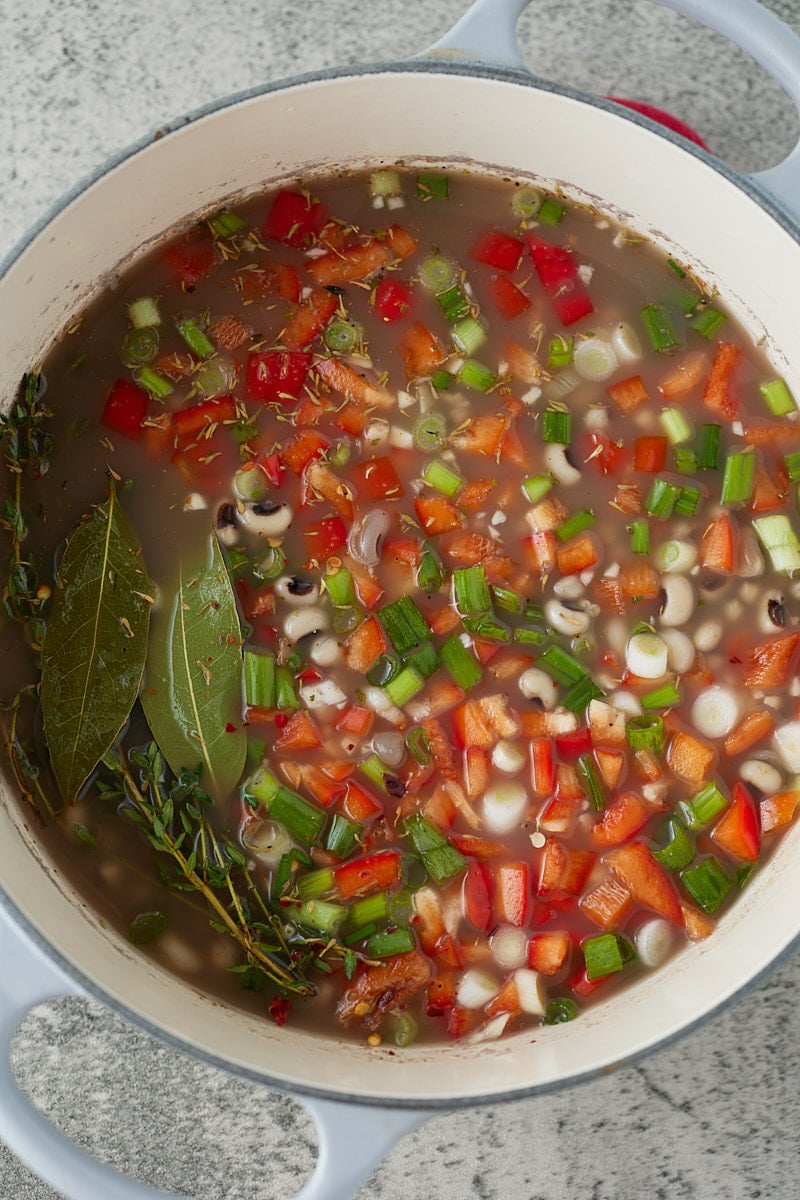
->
[3, 167, 800, 1047]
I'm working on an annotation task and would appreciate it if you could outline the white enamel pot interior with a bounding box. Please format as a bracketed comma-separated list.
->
[4, 1, 800, 1198]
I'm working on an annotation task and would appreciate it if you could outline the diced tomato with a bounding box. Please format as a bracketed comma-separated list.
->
[604, 841, 684, 925]
[334, 706, 373, 737]
[415, 494, 463, 536]
[703, 340, 740, 420]
[272, 711, 322, 753]
[303, 516, 348, 561]
[282, 290, 338, 350]
[164, 234, 215, 289]
[264, 188, 327, 248]
[350, 456, 405, 503]
[458, 478, 497, 511]
[485, 976, 522, 1019]
[556, 533, 600, 576]
[343, 780, 383, 822]
[607, 374, 648, 413]
[374, 278, 416, 322]
[594, 749, 625, 789]
[712, 781, 761, 863]
[396, 321, 446, 380]
[743, 631, 800, 689]
[699, 511, 735, 573]
[101, 379, 149, 440]
[584, 432, 628, 475]
[464, 860, 494, 931]
[633, 435, 668, 473]
[526, 233, 594, 325]
[580, 877, 632, 930]
[421, 717, 458, 780]
[494, 862, 530, 927]
[434, 932, 464, 970]
[528, 931, 570, 975]
[333, 850, 401, 900]
[279, 429, 330, 474]
[591, 791, 650, 846]
[343, 614, 387, 673]
[555, 727, 592, 761]
[487, 274, 531, 319]
[245, 350, 311, 405]
[470, 228, 525, 271]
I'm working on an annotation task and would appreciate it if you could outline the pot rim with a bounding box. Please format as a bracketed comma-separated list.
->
[4, 54, 800, 1111]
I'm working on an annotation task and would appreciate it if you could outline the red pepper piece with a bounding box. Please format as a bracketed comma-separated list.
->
[343, 780, 383, 822]
[555, 727, 592, 761]
[605, 841, 684, 926]
[171, 394, 237, 442]
[374, 278, 416, 322]
[263, 188, 327, 248]
[282, 289, 338, 350]
[350, 455, 405, 503]
[584, 432, 628, 476]
[470, 228, 525, 271]
[333, 850, 402, 900]
[712, 781, 761, 863]
[464, 860, 494, 931]
[272, 711, 322, 753]
[591, 791, 651, 846]
[303, 515, 348, 561]
[526, 232, 594, 326]
[164, 235, 215, 289]
[494, 862, 530, 927]
[259, 451, 285, 489]
[633, 435, 668, 473]
[101, 379, 148, 440]
[487, 274, 531, 319]
[245, 350, 311, 404]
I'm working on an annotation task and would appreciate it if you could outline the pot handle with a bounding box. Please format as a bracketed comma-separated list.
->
[0, 902, 429, 1200]
[425, 0, 800, 223]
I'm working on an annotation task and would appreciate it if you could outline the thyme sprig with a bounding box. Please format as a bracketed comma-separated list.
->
[99, 742, 346, 995]
[0, 687, 57, 819]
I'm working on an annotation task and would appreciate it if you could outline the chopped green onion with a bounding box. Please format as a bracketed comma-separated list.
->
[673, 448, 699, 474]
[127, 296, 161, 329]
[254, 545, 287, 581]
[325, 814, 362, 860]
[660, 406, 692, 445]
[265, 785, 325, 845]
[523, 473, 554, 504]
[384, 665, 425, 707]
[370, 169, 402, 198]
[329, 440, 350, 468]
[453, 565, 491, 615]
[417, 174, 449, 201]
[458, 359, 496, 393]
[297, 867, 335, 902]
[366, 927, 416, 958]
[577, 753, 605, 810]
[641, 681, 681, 711]
[176, 318, 215, 359]
[403, 641, 440, 679]
[720, 449, 756, 505]
[491, 585, 522, 614]
[629, 520, 650, 555]
[736, 863, 756, 888]
[514, 627, 547, 646]
[295, 898, 347, 936]
[675, 484, 702, 517]
[419, 257, 458, 294]
[135, 366, 173, 400]
[401, 813, 466, 885]
[121, 326, 159, 367]
[342, 923, 377, 947]
[760, 378, 796, 417]
[583, 933, 629, 980]
[652, 818, 695, 871]
[366, 653, 401, 688]
[359, 754, 389, 792]
[349, 892, 389, 930]
[544, 998, 578, 1024]
[689, 781, 727, 826]
[324, 320, 359, 354]
[405, 727, 431, 765]
[440, 635, 483, 690]
[557, 509, 595, 543]
[437, 285, 471, 322]
[275, 665, 301, 711]
[680, 857, 732, 914]
[422, 458, 464, 497]
[784, 452, 800, 483]
[451, 316, 487, 356]
[243, 651, 275, 709]
[667, 258, 686, 278]
[548, 336, 574, 369]
[645, 478, 681, 519]
[234, 467, 268, 503]
[512, 186, 543, 220]
[690, 306, 726, 339]
[697, 424, 721, 470]
[562, 675, 604, 715]
[325, 566, 356, 608]
[332, 607, 360, 636]
[379, 596, 432, 654]
[641, 303, 679, 353]
[538, 645, 588, 685]
[542, 409, 572, 444]
[417, 541, 444, 593]
[209, 210, 246, 238]
[626, 714, 666, 752]
[538, 197, 565, 225]
[413, 411, 448, 452]
[431, 368, 452, 391]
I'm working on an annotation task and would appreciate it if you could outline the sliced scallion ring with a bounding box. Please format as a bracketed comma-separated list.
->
[512, 186, 543, 221]
[418, 255, 457, 294]
[323, 320, 359, 354]
[121, 326, 159, 367]
[413, 411, 447, 452]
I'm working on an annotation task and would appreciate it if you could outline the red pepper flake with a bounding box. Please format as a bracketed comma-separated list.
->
[268, 997, 292, 1027]
[225, 722, 237, 733]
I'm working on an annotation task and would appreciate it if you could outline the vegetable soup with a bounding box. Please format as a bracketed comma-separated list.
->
[2, 166, 800, 1047]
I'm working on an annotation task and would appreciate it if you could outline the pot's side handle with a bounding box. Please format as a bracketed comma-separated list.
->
[422, 0, 531, 70]
[294, 1097, 431, 1200]
[652, 0, 800, 223]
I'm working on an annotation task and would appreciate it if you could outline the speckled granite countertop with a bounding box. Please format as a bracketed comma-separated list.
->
[2, 1, 800, 1197]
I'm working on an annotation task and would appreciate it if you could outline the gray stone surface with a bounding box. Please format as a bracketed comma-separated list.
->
[2, 0, 800, 1197]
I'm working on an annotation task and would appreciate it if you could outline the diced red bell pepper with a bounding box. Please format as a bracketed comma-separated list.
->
[449, 834, 504, 859]
[464, 860, 494, 931]
[760, 789, 799, 834]
[556, 533, 599, 576]
[555, 727, 592, 761]
[298, 764, 346, 808]
[751, 466, 787, 514]
[530, 738, 556, 797]
[280, 430, 330, 476]
[584, 432, 628, 476]
[470, 228, 525, 271]
[591, 791, 651, 846]
[246, 350, 311, 404]
[263, 188, 327, 248]
[171, 394, 238, 442]
[414, 494, 463, 536]
[605, 841, 684, 925]
[487, 274, 531, 319]
[633, 435, 668, 473]
[494, 862, 530, 927]
[374, 278, 416, 322]
[165, 235, 215, 290]
[334, 706, 373, 737]
[712, 781, 761, 863]
[528, 931, 570, 975]
[424, 784, 458, 830]
[526, 233, 594, 326]
[396, 321, 446, 380]
[259, 451, 285, 489]
[743, 631, 800, 690]
[350, 455, 405, 502]
[303, 515, 348, 561]
[282, 289, 338, 350]
[452, 701, 494, 750]
[272, 711, 322, 753]
[699, 511, 736, 573]
[426, 972, 456, 1016]
[234, 261, 302, 304]
[343, 780, 383, 822]
[333, 850, 401, 900]
[703, 340, 740, 420]
[101, 379, 149, 440]
[445, 1004, 472, 1040]
[342, 614, 388, 673]
[539, 792, 583, 836]
[348, 560, 385, 609]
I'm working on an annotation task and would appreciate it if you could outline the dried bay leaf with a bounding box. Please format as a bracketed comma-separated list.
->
[41, 486, 152, 802]
[141, 532, 246, 800]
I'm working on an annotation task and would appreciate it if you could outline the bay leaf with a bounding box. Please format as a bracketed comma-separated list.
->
[41, 486, 152, 803]
[141, 532, 246, 799]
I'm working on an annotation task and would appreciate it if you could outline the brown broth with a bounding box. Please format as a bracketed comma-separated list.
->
[3, 167, 800, 1047]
